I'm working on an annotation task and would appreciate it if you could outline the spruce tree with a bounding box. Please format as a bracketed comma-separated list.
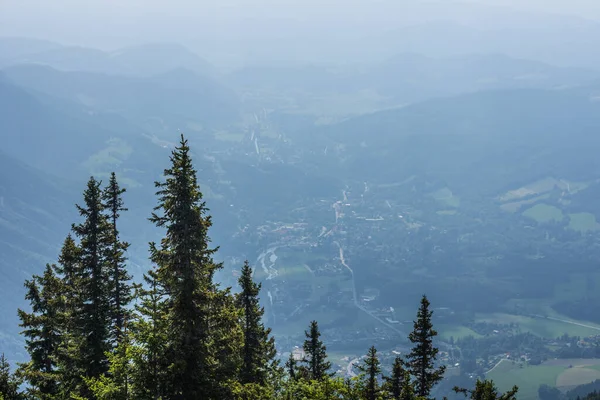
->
[130, 270, 169, 400]
[285, 354, 297, 381]
[17, 264, 64, 398]
[357, 346, 381, 400]
[71, 177, 112, 382]
[149, 134, 242, 399]
[102, 172, 132, 345]
[406, 295, 445, 399]
[302, 320, 331, 381]
[0, 354, 22, 400]
[454, 380, 518, 400]
[237, 260, 278, 386]
[53, 234, 83, 396]
[383, 357, 412, 400]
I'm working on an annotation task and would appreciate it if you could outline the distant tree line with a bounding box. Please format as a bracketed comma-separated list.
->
[1, 135, 518, 400]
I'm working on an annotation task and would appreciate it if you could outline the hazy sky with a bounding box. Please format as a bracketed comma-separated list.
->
[3, 0, 600, 48]
[2, 0, 600, 67]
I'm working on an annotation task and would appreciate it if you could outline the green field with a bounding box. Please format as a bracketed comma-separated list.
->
[522, 204, 564, 223]
[487, 362, 565, 400]
[437, 324, 482, 340]
[488, 359, 600, 399]
[432, 187, 460, 208]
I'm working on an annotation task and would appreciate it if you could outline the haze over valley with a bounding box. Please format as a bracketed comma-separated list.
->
[4, 1, 600, 398]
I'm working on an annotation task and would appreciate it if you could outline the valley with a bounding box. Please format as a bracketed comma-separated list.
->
[4, 25, 600, 397]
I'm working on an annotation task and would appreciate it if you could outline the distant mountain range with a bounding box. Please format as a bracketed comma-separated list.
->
[0, 38, 215, 77]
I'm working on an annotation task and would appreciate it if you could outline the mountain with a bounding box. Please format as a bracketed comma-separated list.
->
[109, 42, 216, 78]
[0, 37, 61, 63]
[0, 39, 216, 78]
[0, 150, 76, 359]
[370, 20, 600, 70]
[226, 54, 598, 117]
[2, 64, 241, 132]
[316, 88, 600, 190]
[368, 53, 598, 102]
[0, 75, 110, 176]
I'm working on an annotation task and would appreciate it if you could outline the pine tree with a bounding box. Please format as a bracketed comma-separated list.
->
[302, 320, 331, 381]
[237, 260, 278, 386]
[406, 295, 445, 399]
[383, 357, 414, 400]
[0, 354, 22, 400]
[53, 234, 83, 396]
[285, 354, 297, 381]
[454, 380, 518, 400]
[17, 264, 64, 398]
[149, 134, 242, 399]
[383, 357, 406, 400]
[357, 346, 381, 400]
[71, 177, 113, 383]
[102, 172, 132, 345]
[130, 270, 169, 400]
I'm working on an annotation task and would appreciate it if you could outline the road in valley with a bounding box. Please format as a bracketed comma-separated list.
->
[334, 239, 406, 336]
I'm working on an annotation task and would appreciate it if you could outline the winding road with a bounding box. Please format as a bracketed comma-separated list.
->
[334, 240, 406, 336]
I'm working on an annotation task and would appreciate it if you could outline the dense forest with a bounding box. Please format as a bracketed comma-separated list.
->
[1, 135, 521, 400]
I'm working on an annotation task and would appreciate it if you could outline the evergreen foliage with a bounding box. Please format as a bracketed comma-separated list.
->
[383, 357, 408, 400]
[454, 380, 518, 400]
[148, 135, 242, 399]
[237, 260, 279, 386]
[5, 133, 528, 400]
[356, 346, 381, 400]
[17, 264, 63, 398]
[0, 354, 22, 400]
[102, 172, 132, 345]
[71, 177, 113, 382]
[302, 320, 332, 381]
[407, 295, 446, 399]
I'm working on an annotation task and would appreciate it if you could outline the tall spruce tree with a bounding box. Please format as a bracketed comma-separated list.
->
[102, 172, 132, 344]
[236, 260, 278, 386]
[302, 320, 331, 381]
[71, 177, 112, 383]
[383, 357, 412, 400]
[53, 234, 83, 396]
[406, 295, 445, 399]
[17, 264, 64, 398]
[130, 270, 169, 400]
[357, 346, 381, 400]
[149, 135, 241, 399]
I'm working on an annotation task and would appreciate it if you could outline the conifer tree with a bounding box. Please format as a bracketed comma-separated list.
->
[357, 346, 381, 400]
[454, 380, 518, 400]
[237, 260, 278, 386]
[129, 270, 169, 400]
[71, 177, 112, 383]
[302, 320, 331, 381]
[0, 354, 22, 400]
[149, 134, 242, 399]
[407, 295, 445, 399]
[102, 172, 132, 345]
[383, 357, 410, 400]
[17, 264, 64, 398]
[286, 354, 297, 381]
[53, 234, 83, 396]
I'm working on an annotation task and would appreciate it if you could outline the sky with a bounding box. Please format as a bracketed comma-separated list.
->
[2, 0, 600, 67]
